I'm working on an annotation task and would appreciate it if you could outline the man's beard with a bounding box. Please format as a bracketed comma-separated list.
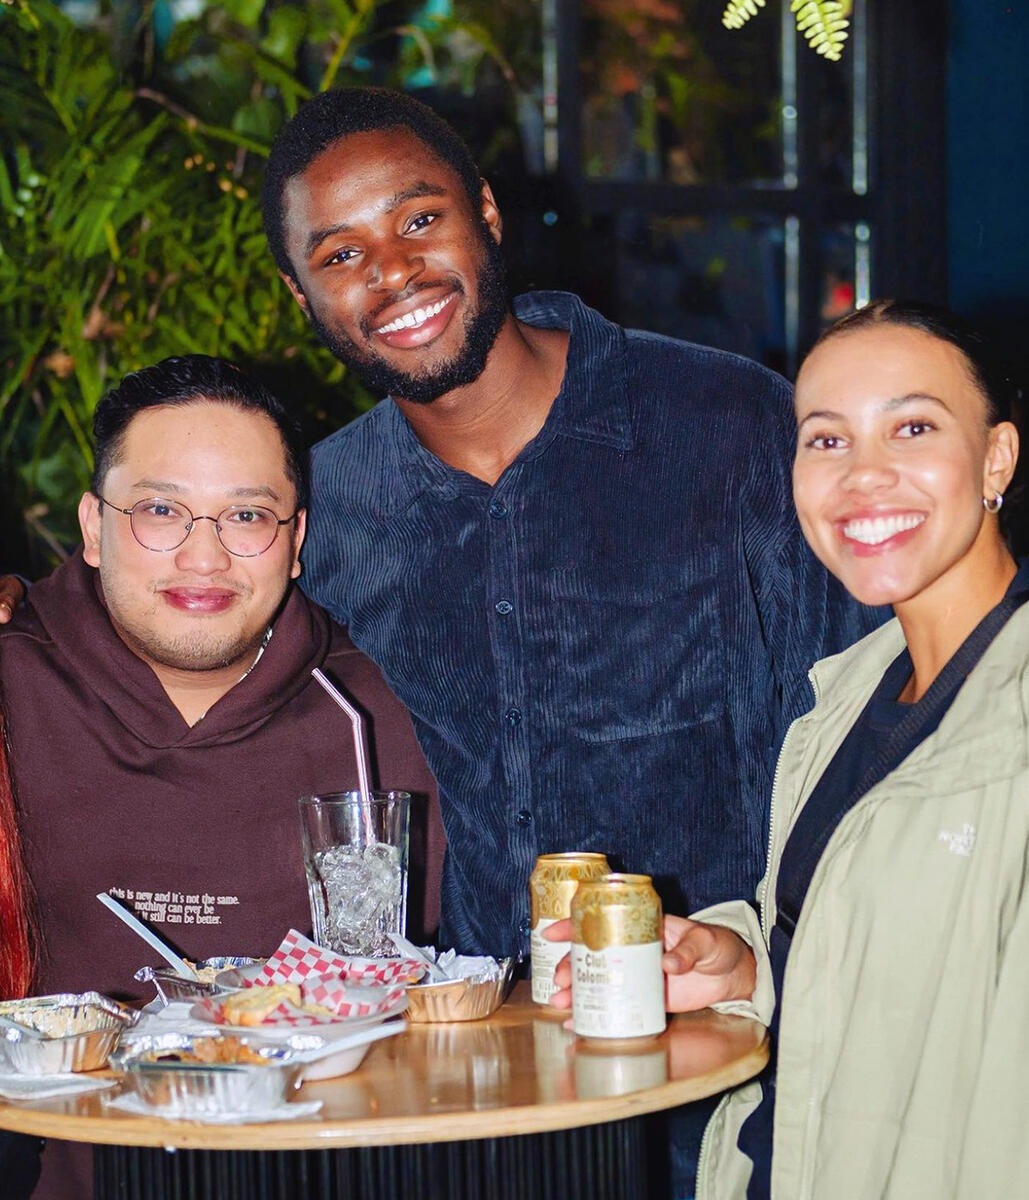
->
[307, 225, 508, 405]
[116, 624, 261, 673]
[100, 570, 271, 674]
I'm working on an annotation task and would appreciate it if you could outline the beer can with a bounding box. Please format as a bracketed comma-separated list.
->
[529, 852, 610, 1005]
[570, 873, 666, 1039]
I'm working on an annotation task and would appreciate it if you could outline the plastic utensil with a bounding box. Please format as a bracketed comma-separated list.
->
[289, 1019, 407, 1065]
[310, 668, 375, 839]
[96, 893, 198, 979]
[387, 932, 450, 983]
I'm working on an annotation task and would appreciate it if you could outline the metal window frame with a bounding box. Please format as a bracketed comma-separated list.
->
[549, 0, 947, 372]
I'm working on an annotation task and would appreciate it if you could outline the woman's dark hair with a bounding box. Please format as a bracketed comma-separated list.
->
[261, 86, 483, 282]
[92, 355, 309, 509]
[814, 299, 1020, 428]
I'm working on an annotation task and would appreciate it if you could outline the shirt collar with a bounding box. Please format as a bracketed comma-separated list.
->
[512, 291, 633, 452]
[377, 291, 633, 515]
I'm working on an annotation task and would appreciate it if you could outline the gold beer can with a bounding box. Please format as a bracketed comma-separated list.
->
[530, 852, 610, 1005]
[570, 873, 666, 1039]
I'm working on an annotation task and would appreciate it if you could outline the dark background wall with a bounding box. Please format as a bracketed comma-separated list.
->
[948, 0, 1028, 549]
[948, 1, 1029, 330]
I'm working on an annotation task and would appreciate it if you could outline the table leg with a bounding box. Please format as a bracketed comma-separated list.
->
[94, 1120, 653, 1200]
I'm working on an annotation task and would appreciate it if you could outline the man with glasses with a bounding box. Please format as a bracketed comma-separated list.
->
[0, 353, 438, 1002]
[0, 352, 440, 1200]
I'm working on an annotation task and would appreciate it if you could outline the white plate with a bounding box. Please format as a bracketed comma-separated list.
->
[187, 994, 408, 1038]
[176, 1008, 407, 1080]
[285, 1020, 406, 1081]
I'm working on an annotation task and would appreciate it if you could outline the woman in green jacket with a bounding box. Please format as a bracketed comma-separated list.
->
[555, 299, 1026, 1199]
[692, 299, 1025, 1199]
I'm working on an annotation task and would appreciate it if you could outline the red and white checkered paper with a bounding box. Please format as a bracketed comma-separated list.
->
[196, 930, 421, 1027]
[257, 929, 424, 988]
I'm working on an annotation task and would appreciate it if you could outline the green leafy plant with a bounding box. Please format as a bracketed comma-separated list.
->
[0, 0, 434, 570]
[722, 0, 851, 62]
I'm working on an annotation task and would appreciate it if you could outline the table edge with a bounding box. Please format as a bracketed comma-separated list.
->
[0, 1041, 768, 1150]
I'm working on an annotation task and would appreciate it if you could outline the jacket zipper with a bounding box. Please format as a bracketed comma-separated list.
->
[761, 666, 820, 944]
[695, 1091, 731, 1197]
[697, 667, 822, 1197]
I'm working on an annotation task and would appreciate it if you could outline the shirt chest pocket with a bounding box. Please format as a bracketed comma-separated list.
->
[545, 556, 725, 743]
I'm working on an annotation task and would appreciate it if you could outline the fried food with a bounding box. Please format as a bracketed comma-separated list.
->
[144, 1037, 270, 1066]
[221, 984, 301, 1027]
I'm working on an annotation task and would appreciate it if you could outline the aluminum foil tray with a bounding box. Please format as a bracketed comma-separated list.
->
[0, 993, 138, 1075]
[406, 958, 515, 1023]
[111, 1033, 301, 1117]
[135, 958, 262, 1005]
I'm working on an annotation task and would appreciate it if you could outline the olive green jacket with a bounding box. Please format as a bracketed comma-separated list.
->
[695, 605, 1029, 1200]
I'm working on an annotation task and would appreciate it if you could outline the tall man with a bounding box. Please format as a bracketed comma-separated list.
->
[260, 87, 877, 960]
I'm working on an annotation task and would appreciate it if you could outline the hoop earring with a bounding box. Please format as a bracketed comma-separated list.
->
[983, 493, 1004, 514]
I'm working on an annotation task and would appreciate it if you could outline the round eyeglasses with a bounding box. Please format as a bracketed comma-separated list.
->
[97, 495, 298, 557]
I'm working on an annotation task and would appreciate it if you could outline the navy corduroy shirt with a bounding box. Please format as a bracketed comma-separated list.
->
[301, 292, 876, 956]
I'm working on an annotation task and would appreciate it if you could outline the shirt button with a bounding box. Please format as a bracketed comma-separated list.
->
[516, 809, 532, 827]
[488, 500, 508, 518]
[505, 707, 522, 727]
[495, 600, 514, 615]
[518, 917, 531, 936]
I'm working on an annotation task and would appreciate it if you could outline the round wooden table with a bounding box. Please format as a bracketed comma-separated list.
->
[0, 983, 767, 1199]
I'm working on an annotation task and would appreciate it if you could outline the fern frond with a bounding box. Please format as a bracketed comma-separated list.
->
[789, 0, 849, 61]
[722, 0, 765, 32]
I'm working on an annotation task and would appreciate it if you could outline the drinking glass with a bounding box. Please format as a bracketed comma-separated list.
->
[298, 791, 410, 957]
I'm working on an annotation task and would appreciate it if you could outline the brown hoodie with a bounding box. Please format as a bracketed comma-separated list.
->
[0, 551, 441, 1002]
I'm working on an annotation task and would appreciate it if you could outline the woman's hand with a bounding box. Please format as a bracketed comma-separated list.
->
[660, 914, 757, 1012]
[544, 914, 757, 1013]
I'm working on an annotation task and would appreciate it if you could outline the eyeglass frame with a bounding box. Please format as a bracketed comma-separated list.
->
[95, 493, 300, 557]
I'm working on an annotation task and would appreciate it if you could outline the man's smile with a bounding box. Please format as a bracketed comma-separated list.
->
[371, 291, 459, 350]
[374, 292, 456, 335]
[160, 586, 240, 614]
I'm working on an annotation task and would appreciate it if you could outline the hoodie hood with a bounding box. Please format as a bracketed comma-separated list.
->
[23, 550, 332, 749]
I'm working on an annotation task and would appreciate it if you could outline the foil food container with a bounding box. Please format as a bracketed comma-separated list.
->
[406, 958, 515, 1023]
[0, 993, 138, 1075]
[135, 958, 262, 1006]
[111, 1033, 302, 1117]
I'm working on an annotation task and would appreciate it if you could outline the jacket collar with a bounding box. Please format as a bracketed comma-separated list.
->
[803, 603, 1029, 791]
[374, 291, 634, 517]
[512, 291, 634, 451]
